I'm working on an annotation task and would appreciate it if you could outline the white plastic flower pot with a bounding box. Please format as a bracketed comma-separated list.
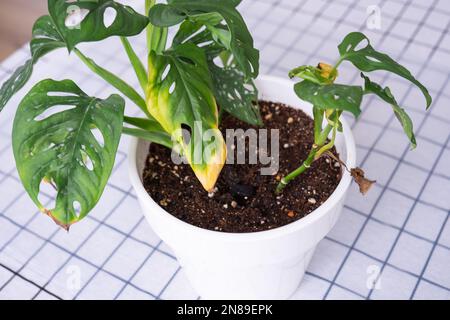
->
[129, 76, 357, 300]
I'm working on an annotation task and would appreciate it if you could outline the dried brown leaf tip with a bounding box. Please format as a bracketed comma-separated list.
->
[351, 167, 376, 195]
[41, 208, 71, 232]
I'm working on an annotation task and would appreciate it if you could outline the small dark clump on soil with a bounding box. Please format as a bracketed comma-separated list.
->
[143, 101, 342, 233]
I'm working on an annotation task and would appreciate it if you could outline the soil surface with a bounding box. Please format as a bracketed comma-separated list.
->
[143, 101, 342, 233]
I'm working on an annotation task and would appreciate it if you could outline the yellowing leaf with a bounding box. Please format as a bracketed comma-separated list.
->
[147, 43, 226, 191]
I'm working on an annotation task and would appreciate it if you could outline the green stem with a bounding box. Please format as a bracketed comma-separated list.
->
[146, 0, 168, 54]
[74, 48, 152, 118]
[145, 0, 155, 50]
[316, 122, 334, 146]
[276, 123, 333, 194]
[315, 124, 337, 160]
[276, 148, 317, 194]
[120, 37, 148, 93]
[123, 115, 164, 131]
[332, 56, 344, 73]
[313, 106, 324, 143]
[122, 126, 173, 149]
[277, 59, 345, 194]
[123, 115, 172, 148]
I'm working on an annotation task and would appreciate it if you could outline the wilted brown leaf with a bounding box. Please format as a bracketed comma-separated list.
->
[351, 167, 376, 195]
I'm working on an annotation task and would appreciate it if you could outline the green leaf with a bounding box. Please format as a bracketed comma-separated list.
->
[147, 43, 226, 191]
[30, 15, 66, 60]
[362, 73, 417, 148]
[338, 32, 432, 109]
[289, 65, 336, 85]
[148, 43, 218, 134]
[171, 16, 261, 125]
[148, 3, 187, 26]
[187, 12, 232, 49]
[209, 61, 262, 126]
[12, 79, 124, 229]
[190, 12, 233, 50]
[0, 15, 65, 112]
[149, 0, 259, 79]
[225, 0, 243, 6]
[172, 19, 224, 59]
[0, 60, 34, 113]
[48, 0, 149, 51]
[173, 14, 262, 125]
[294, 81, 363, 117]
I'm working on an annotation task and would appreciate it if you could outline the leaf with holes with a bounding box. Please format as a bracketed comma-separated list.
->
[209, 62, 261, 126]
[190, 13, 232, 50]
[172, 16, 261, 125]
[338, 32, 432, 109]
[0, 15, 65, 112]
[148, 3, 187, 26]
[12, 79, 124, 229]
[31, 15, 66, 60]
[0, 60, 34, 113]
[172, 18, 226, 62]
[149, 0, 259, 79]
[362, 73, 417, 148]
[294, 81, 363, 117]
[147, 43, 226, 191]
[48, 0, 149, 51]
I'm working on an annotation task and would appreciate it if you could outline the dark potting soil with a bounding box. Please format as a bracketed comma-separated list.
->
[142, 101, 342, 233]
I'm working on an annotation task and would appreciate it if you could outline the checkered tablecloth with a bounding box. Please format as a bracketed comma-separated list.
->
[0, 0, 449, 300]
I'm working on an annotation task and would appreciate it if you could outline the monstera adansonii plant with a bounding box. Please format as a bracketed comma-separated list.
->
[0, 0, 260, 229]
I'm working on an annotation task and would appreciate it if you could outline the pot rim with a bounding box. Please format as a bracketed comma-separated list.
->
[128, 75, 356, 242]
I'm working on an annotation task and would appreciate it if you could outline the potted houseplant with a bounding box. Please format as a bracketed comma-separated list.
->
[0, 0, 431, 299]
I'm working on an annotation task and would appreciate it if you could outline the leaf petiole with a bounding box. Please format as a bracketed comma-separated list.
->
[276, 122, 334, 194]
[146, 0, 168, 54]
[74, 48, 152, 118]
[122, 127, 173, 149]
[120, 37, 148, 94]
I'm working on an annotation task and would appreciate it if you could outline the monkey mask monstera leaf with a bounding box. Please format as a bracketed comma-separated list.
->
[147, 43, 226, 192]
[146, 0, 262, 191]
[12, 80, 124, 230]
[0, 0, 149, 229]
[0, 0, 260, 228]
